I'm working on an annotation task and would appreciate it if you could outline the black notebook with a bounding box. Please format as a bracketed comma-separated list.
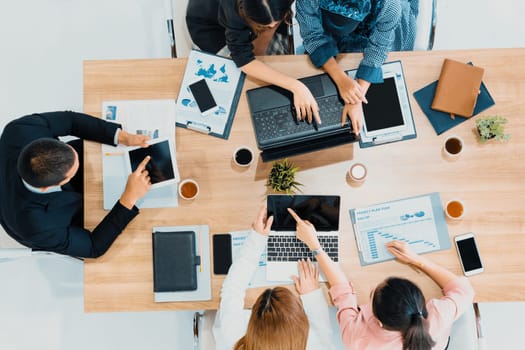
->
[152, 230, 201, 292]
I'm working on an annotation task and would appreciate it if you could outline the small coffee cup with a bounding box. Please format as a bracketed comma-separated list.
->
[178, 179, 199, 200]
[443, 135, 464, 159]
[348, 163, 367, 183]
[445, 199, 465, 220]
[233, 146, 254, 167]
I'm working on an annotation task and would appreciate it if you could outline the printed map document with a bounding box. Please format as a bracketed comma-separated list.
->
[175, 50, 245, 139]
[349, 193, 450, 266]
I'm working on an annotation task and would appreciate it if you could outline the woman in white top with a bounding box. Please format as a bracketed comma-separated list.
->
[213, 204, 336, 350]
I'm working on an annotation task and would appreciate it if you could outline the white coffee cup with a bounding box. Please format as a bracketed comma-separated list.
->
[445, 199, 465, 220]
[178, 179, 199, 200]
[348, 163, 367, 183]
[232, 146, 254, 167]
[443, 135, 464, 159]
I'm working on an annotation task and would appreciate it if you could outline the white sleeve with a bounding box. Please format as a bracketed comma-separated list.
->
[301, 288, 336, 350]
[213, 230, 267, 349]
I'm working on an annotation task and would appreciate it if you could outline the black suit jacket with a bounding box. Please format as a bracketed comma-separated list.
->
[0, 111, 139, 258]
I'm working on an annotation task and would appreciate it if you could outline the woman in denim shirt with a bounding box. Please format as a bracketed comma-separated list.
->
[296, 0, 418, 135]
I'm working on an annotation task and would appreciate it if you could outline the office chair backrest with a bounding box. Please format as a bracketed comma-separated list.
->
[414, 0, 437, 50]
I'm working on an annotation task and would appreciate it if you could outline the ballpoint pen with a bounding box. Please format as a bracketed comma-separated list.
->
[167, 18, 177, 58]
[165, 0, 176, 58]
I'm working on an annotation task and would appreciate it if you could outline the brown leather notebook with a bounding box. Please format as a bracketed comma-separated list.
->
[431, 59, 484, 118]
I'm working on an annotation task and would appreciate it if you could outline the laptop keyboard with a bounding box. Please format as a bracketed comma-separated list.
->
[267, 234, 339, 262]
[253, 95, 345, 143]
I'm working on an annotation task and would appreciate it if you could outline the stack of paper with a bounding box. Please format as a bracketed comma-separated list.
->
[101, 99, 180, 209]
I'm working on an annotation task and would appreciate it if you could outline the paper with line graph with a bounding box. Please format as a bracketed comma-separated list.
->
[350, 193, 449, 265]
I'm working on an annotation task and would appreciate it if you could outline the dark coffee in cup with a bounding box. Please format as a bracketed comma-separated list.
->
[445, 137, 462, 155]
[234, 147, 253, 167]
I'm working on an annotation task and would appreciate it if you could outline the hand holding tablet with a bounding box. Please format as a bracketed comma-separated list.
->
[119, 155, 152, 209]
[125, 138, 178, 189]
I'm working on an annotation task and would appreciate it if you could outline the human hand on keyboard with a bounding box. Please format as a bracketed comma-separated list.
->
[341, 102, 364, 136]
[287, 208, 321, 251]
[290, 81, 321, 125]
[252, 204, 274, 236]
[292, 259, 320, 295]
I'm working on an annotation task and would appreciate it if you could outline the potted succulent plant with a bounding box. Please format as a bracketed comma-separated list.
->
[266, 158, 302, 194]
[476, 116, 511, 143]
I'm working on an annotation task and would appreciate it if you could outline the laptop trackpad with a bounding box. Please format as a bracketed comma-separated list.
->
[301, 76, 325, 98]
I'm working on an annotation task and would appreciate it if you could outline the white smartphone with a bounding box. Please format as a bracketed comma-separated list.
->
[454, 232, 484, 276]
[188, 78, 219, 116]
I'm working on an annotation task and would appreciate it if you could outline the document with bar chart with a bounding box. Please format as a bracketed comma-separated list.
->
[349, 193, 450, 266]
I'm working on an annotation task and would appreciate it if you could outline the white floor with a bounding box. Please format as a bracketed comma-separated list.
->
[1, 1, 524, 349]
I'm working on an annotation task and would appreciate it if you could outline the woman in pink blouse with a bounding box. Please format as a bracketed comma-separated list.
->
[288, 208, 475, 350]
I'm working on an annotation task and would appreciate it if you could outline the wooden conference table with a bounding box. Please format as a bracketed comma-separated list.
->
[83, 49, 525, 313]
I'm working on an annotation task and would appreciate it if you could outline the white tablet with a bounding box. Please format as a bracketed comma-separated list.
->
[125, 138, 178, 189]
[361, 71, 408, 137]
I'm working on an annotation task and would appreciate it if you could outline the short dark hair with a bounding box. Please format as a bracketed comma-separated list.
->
[239, 0, 294, 25]
[17, 138, 76, 188]
[372, 277, 437, 350]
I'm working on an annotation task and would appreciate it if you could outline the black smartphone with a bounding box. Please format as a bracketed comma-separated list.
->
[454, 232, 484, 276]
[213, 234, 232, 275]
[188, 79, 219, 115]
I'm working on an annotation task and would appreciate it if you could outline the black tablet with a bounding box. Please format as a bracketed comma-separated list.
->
[126, 139, 177, 188]
[362, 72, 407, 136]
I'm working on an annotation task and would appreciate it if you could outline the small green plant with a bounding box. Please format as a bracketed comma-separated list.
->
[476, 115, 511, 143]
[266, 159, 302, 194]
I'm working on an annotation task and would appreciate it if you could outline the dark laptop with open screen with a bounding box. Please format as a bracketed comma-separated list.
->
[246, 61, 414, 161]
[246, 73, 356, 161]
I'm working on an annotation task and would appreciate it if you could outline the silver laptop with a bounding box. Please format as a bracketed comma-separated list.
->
[266, 195, 340, 282]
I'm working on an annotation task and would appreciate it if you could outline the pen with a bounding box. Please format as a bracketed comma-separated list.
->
[164, 0, 177, 58]
[167, 18, 177, 58]
[199, 227, 203, 272]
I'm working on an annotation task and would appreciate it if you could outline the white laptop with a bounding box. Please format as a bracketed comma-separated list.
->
[266, 195, 341, 282]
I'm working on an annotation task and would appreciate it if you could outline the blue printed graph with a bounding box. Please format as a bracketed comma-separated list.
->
[366, 229, 437, 260]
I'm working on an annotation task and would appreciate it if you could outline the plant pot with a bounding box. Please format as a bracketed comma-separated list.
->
[477, 127, 496, 140]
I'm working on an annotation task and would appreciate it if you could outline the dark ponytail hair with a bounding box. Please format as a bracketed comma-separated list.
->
[238, 0, 294, 26]
[372, 277, 436, 350]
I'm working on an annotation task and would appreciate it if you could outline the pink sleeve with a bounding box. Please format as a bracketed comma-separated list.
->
[428, 276, 475, 325]
[329, 282, 361, 344]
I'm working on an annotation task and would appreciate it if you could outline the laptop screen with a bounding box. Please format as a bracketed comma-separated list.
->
[267, 195, 340, 232]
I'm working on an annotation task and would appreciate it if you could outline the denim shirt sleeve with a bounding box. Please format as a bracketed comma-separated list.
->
[296, 0, 339, 68]
[357, 0, 402, 83]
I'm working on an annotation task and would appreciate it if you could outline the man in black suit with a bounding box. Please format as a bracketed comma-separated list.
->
[0, 111, 152, 258]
